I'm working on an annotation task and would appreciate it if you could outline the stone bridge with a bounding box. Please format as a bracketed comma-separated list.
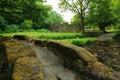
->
[0, 35, 120, 80]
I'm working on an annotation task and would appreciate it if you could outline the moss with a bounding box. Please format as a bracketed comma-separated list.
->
[4, 40, 36, 64]
[12, 57, 43, 80]
[0, 35, 12, 42]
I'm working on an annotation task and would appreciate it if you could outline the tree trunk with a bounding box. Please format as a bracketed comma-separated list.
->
[99, 24, 107, 33]
[80, 19, 85, 34]
[80, 13, 85, 34]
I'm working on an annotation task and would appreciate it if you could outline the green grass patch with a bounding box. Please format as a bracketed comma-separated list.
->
[0, 31, 97, 46]
[61, 38, 97, 46]
[0, 32, 82, 39]
[38, 32, 82, 40]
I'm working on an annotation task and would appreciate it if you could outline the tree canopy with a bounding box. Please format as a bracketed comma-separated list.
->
[59, 0, 92, 34]
[46, 11, 65, 24]
[70, 14, 80, 26]
[60, 0, 120, 33]
[87, 0, 115, 32]
[0, 0, 51, 29]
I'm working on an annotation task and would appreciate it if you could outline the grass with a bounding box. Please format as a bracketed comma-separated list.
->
[0, 31, 97, 46]
[0, 31, 83, 39]
[61, 38, 97, 46]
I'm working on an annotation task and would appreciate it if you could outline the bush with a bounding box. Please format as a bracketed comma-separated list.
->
[21, 20, 33, 29]
[5, 24, 19, 33]
[112, 32, 120, 41]
[72, 38, 96, 46]
[62, 38, 97, 46]
[0, 16, 7, 31]
[0, 30, 4, 34]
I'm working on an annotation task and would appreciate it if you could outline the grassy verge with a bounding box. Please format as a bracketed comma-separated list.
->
[0, 31, 97, 46]
[61, 38, 97, 46]
[0, 32, 82, 39]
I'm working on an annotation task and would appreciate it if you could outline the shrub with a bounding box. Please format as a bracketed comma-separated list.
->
[0, 30, 4, 34]
[0, 16, 7, 31]
[62, 38, 97, 46]
[5, 24, 19, 33]
[21, 20, 33, 29]
[112, 32, 120, 41]
[72, 39, 96, 46]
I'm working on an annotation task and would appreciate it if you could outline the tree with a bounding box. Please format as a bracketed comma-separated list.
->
[46, 11, 65, 24]
[70, 14, 81, 26]
[0, 0, 51, 29]
[59, 0, 91, 34]
[21, 20, 33, 29]
[88, 0, 114, 32]
[0, 16, 7, 31]
[110, 0, 120, 29]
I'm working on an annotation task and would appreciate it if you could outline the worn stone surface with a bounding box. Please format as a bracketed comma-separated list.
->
[0, 35, 12, 42]
[4, 39, 36, 64]
[42, 40, 120, 80]
[12, 35, 120, 80]
[32, 45, 77, 80]
[13, 57, 43, 80]
[0, 36, 44, 80]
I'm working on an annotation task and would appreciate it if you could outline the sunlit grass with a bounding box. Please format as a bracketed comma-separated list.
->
[0, 31, 82, 39]
[61, 38, 97, 46]
[0, 31, 97, 46]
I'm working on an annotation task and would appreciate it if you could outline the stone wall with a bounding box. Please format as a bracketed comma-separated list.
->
[13, 35, 120, 80]
[50, 23, 80, 32]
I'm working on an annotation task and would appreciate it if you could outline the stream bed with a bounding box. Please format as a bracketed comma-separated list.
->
[31, 44, 77, 80]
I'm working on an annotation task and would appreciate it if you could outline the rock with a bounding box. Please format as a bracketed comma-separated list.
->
[13, 35, 33, 42]
[0, 43, 8, 73]
[0, 36, 43, 80]
[4, 39, 36, 64]
[12, 57, 44, 80]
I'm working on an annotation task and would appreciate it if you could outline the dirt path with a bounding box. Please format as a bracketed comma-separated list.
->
[97, 33, 114, 41]
[31, 44, 77, 80]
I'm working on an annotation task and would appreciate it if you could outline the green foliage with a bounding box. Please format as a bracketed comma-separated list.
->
[70, 14, 80, 26]
[46, 11, 65, 24]
[0, 30, 96, 46]
[87, 0, 114, 32]
[5, 24, 19, 33]
[21, 20, 33, 29]
[62, 38, 97, 46]
[112, 32, 120, 41]
[0, 16, 7, 31]
[110, 0, 120, 22]
[59, 0, 92, 34]
[0, 0, 51, 29]
[0, 31, 82, 39]
[110, 0, 120, 30]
